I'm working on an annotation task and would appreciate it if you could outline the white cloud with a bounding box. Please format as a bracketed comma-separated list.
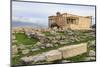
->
[12, 16, 48, 24]
[12, 1, 95, 17]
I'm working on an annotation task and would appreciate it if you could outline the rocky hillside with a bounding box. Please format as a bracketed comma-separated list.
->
[12, 29, 96, 66]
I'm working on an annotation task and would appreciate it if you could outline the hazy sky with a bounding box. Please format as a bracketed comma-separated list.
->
[12, 1, 96, 26]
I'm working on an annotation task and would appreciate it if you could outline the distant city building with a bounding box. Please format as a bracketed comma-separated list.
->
[48, 12, 92, 30]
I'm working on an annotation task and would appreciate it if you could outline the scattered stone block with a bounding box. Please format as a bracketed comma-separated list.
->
[45, 50, 62, 62]
[12, 35, 16, 40]
[59, 41, 67, 45]
[54, 44, 59, 47]
[18, 44, 26, 50]
[89, 50, 96, 57]
[12, 40, 17, 43]
[45, 43, 53, 48]
[22, 49, 30, 54]
[55, 35, 61, 40]
[21, 56, 33, 62]
[32, 48, 40, 51]
[12, 45, 18, 55]
[35, 42, 42, 46]
[51, 40, 58, 44]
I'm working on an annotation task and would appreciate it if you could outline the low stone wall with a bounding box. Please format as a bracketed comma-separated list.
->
[21, 43, 87, 62]
[58, 43, 87, 59]
[45, 43, 87, 61]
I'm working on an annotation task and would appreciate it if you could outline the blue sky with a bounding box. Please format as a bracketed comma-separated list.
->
[12, 1, 96, 27]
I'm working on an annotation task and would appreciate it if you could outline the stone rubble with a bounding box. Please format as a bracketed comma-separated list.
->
[89, 50, 96, 57]
[12, 28, 96, 64]
[12, 45, 18, 55]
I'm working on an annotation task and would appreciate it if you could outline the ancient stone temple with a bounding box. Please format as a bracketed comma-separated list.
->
[48, 12, 92, 30]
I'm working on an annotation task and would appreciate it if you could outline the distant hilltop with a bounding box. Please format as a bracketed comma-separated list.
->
[12, 21, 48, 28]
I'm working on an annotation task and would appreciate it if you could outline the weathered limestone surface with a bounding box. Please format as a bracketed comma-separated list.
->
[58, 43, 87, 58]
[45, 50, 62, 62]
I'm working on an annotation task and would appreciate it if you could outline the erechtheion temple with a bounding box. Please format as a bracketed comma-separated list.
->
[48, 12, 92, 30]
